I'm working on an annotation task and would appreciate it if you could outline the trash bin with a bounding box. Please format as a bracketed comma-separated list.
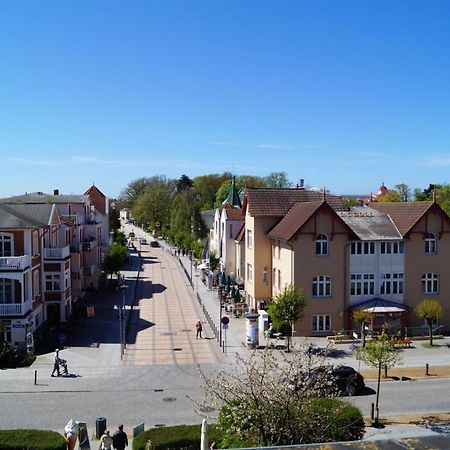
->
[96, 417, 107, 439]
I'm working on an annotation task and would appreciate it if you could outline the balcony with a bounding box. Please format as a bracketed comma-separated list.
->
[0, 300, 31, 316]
[61, 214, 84, 226]
[44, 245, 71, 260]
[0, 255, 30, 271]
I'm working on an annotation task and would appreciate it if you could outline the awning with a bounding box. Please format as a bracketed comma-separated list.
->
[365, 306, 405, 313]
[197, 263, 209, 270]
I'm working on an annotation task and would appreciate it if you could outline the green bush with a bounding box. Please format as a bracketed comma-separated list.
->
[301, 397, 365, 443]
[0, 429, 66, 450]
[133, 424, 223, 450]
[0, 342, 35, 369]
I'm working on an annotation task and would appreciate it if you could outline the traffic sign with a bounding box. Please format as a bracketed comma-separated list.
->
[221, 316, 229, 325]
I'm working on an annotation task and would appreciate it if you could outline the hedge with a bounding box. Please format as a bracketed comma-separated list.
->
[0, 430, 66, 450]
[132, 424, 223, 450]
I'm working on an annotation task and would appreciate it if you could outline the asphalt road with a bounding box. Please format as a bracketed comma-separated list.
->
[1, 222, 450, 435]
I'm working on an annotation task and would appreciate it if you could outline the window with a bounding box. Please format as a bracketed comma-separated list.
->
[247, 263, 253, 282]
[422, 273, 439, 294]
[273, 268, 276, 288]
[381, 241, 404, 254]
[351, 273, 375, 295]
[315, 234, 328, 256]
[351, 242, 362, 255]
[0, 234, 12, 257]
[277, 269, 282, 290]
[45, 274, 60, 291]
[312, 275, 331, 297]
[32, 231, 39, 256]
[228, 224, 233, 239]
[424, 233, 436, 255]
[380, 273, 404, 295]
[312, 315, 331, 332]
[364, 242, 375, 254]
[0, 279, 13, 304]
[262, 267, 268, 285]
[247, 230, 253, 249]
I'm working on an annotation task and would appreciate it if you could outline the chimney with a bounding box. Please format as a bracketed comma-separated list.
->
[54, 189, 59, 195]
[298, 179, 305, 190]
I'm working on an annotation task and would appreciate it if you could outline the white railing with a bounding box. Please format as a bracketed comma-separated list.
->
[0, 301, 31, 316]
[44, 245, 71, 260]
[0, 255, 30, 270]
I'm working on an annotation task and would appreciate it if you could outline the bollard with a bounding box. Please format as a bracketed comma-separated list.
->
[370, 402, 374, 420]
[426, 363, 429, 376]
[34, 370, 37, 386]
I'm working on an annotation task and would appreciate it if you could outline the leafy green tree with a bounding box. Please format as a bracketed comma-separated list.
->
[264, 171, 292, 188]
[193, 173, 232, 210]
[414, 183, 436, 201]
[394, 183, 410, 202]
[355, 328, 403, 425]
[415, 299, 443, 346]
[119, 177, 151, 205]
[267, 284, 307, 352]
[109, 207, 121, 232]
[103, 243, 128, 278]
[353, 309, 372, 347]
[176, 174, 193, 193]
[378, 190, 401, 202]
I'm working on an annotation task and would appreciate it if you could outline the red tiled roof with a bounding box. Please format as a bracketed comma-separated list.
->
[268, 201, 323, 240]
[245, 188, 345, 216]
[224, 206, 244, 220]
[235, 223, 245, 242]
[369, 201, 434, 236]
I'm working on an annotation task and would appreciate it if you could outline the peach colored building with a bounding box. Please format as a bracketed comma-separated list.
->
[241, 187, 450, 336]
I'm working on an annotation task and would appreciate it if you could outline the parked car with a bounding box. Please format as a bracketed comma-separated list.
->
[312, 365, 365, 396]
[286, 365, 365, 396]
[139, 238, 147, 245]
[150, 240, 160, 248]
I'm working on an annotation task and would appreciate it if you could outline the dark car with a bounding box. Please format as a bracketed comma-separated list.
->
[150, 240, 160, 248]
[314, 365, 365, 396]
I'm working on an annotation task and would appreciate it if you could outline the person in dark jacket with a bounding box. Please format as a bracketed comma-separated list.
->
[112, 425, 128, 450]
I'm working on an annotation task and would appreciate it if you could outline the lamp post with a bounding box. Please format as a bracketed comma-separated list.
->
[115, 304, 124, 360]
[117, 283, 128, 359]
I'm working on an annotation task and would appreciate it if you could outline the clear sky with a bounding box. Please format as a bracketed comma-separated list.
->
[2, 1, 450, 199]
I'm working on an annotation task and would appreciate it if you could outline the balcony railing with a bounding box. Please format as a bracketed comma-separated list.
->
[44, 245, 70, 260]
[82, 239, 98, 252]
[0, 300, 31, 316]
[0, 255, 30, 271]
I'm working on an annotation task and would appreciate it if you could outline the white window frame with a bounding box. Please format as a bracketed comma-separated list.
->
[315, 234, 328, 256]
[351, 273, 375, 296]
[0, 234, 13, 257]
[381, 241, 404, 254]
[247, 263, 253, 282]
[45, 274, 61, 291]
[312, 314, 331, 332]
[424, 233, 437, 255]
[247, 230, 253, 249]
[312, 275, 331, 297]
[228, 223, 233, 239]
[380, 273, 404, 295]
[422, 273, 439, 294]
[0, 279, 13, 304]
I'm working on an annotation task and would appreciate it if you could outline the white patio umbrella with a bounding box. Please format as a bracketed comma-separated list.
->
[200, 418, 209, 450]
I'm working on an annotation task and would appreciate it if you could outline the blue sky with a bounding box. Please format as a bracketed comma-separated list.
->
[2, 1, 450, 199]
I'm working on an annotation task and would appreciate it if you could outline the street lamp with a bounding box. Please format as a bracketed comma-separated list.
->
[116, 283, 128, 359]
[114, 304, 124, 360]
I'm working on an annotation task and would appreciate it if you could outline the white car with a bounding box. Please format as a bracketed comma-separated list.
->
[139, 238, 147, 245]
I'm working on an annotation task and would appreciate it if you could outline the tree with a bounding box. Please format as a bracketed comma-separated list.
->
[109, 207, 121, 232]
[267, 284, 307, 352]
[394, 183, 410, 202]
[378, 190, 401, 202]
[103, 243, 128, 279]
[119, 177, 151, 205]
[352, 309, 372, 347]
[193, 173, 232, 210]
[415, 299, 443, 346]
[197, 348, 364, 447]
[176, 174, 193, 194]
[355, 328, 402, 425]
[264, 171, 292, 188]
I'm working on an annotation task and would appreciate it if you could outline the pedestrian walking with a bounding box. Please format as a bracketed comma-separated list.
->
[51, 348, 61, 377]
[112, 424, 128, 450]
[63, 419, 79, 450]
[100, 430, 113, 450]
[195, 320, 203, 339]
